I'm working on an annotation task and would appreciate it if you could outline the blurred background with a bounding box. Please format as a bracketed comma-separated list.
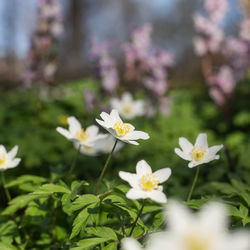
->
[0, 0, 245, 87]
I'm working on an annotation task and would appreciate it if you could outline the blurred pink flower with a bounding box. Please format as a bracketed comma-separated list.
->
[204, 0, 228, 22]
[240, 19, 250, 42]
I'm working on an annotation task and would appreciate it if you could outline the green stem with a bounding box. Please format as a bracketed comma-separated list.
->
[1, 171, 11, 202]
[129, 199, 145, 237]
[187, 166, 200, 202]
[68, 144, 81, 176]
[95, 139, 118, 194]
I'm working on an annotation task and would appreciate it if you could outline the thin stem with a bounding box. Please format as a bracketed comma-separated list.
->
[1, 171, 11, 202]
[95, 139, 118, 194]
[129, 199, 145, 237]
[68, 144, 81, 176]
[187, 166, 200, 202]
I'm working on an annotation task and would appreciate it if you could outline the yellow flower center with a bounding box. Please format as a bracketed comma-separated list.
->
[113, 121, 130, 137]
[0, 153, 6, 166]
[185, 233, 210, 250]
[76, 129, 89, 142]
[191, 146, 206, 162]
[122, 105, 133, 115]
[83, 145, 93, 152]
[141, 173, 159, 191]
[58, 115, 68, 125]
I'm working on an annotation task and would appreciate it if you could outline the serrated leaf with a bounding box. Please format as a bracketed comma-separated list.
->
[32, 184, 70, 195]
[70, 202, 99, 239]
[228, 204, 250, 226]
[71, 194, 100, 211]
[85, 226, 117, 240]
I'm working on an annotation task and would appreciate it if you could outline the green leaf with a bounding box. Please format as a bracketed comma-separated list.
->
[5, 175, 47, 188]
[2, 194, 46, 215]
[71, 238, 112, 250]
[228, 204, 250, 226]
[32, 184, 70, 195]
[85, 226, 117, 240]
[103, 242, 117, 250]
[71, 194, 100, 211]
[70, 202, 99, 239]
[0, 242, 17, 250]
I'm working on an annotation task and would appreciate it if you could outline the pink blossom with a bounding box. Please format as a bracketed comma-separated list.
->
[204, 0, 228, 23]
[240, 19, 250, 42]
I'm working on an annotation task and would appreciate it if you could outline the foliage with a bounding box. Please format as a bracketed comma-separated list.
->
[0, 78, 249, 249]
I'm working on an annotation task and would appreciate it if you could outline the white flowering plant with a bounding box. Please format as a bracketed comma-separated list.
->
[0, 81, 250, 250]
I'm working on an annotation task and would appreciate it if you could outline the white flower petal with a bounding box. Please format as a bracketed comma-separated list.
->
[126, 140, 139, 146]
[175, 148, 192, 161]
[122, 238, 142, 250]
[110, 109, 122, 122]
[7, 145, 18, 159]
[100, 111, 112, 123]
[153, 168, 172, 183]
[86, 125, 99, 136]
[208, 145, 223, 157]
[119, 171, 139, 188]
[7, 158, 21, 169]
[0, 145, 7, 154]
[188, 161, 200, 168]
[136, 160, 152, 177]
[122, 92, 133, 103]
[123, 131, 149, 140]
[195, 133, 208, 149]
[199, 202, 228, 233]
[126, 188, 147, 200]
[147, 190, 167, 203]
[224, 232, 250, 250]
[67, 116, 82, 135]
[179, 137, 193, 152]
[56, 127, 72, 140]
[166, 200, 193, 233]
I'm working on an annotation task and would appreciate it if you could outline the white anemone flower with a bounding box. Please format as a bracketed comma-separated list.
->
[110, 92, 145, 120]
[0, 145, 21, 171]
[96, 109, 149, 145]
[175, 133, 223, 168]
[56, 116, 107, 146]
[146, 201, 250, 250]
[122, 201, 250, 250]
[119, 160, 171, 203]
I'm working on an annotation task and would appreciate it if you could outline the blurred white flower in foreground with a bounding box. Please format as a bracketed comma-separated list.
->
[175, 133, 223, 168]
[56, 116, 107, 146]
[0, 145, 21, 171]
[74, 135, 123, 156]
[119, 160, 171, 203]
[110, 92, 145, 120]
[96, 109, 149, 145]
[122, 201, 250, 250]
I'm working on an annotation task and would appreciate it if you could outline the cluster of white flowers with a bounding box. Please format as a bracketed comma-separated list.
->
[122, 201, 250, 250]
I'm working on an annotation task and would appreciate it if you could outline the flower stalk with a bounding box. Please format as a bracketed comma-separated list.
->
[68, 144, 81, 176]
[95, 139, 118, 194]
[187, 166, 200, 201]
[1, 171, 11, 202]
[129, 199, 146, 237]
